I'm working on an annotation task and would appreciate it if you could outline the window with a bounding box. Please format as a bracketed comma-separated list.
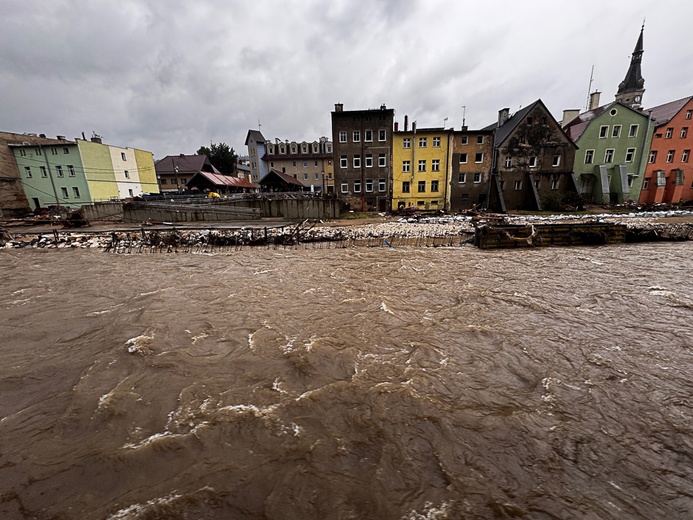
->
[461, 136, 468, 145]
[365, 154, 373, 168]
[551, 177, 559, 190]
[599, 125, 609, 138]
[629, 124, 639, 137]
[315, 173, 319, 180]
[433, 137, 441, 147]
[365, 179, 373, 192]
[280, 144, 285, 153]
[378, 179, 386, 192]
[419, 137, 427, 148]
[475, 152, 484, 163]
[585, 149, 594, 164]
[552, 155, 561, 167]
[683, 149, 690, 163]
[431, 180, 439, 192]
[627, 174, 635, 188]
[353, 131, 360, 142]
[676, 170, 684, 185]
[128, 189, 134, 197]
[648, 151, 657, 163]
[19, 149, 26, 156]
[612, 125, 622, 138]
[379, 129, 386, 141]
[24, 166, 32, 178]
[681, 127, 688, 138]
[353, 180, 361, 192]
[418, 180, 426, 192]
[160, 178, 167, 184]
[514, 180, 522, 190]
[123, 169, 129, 179]
[459, 153, 468, 164]
[686, 110, 692, 120]
[504, 157, 512, 168]
[527, 116, 534, 125]
[72, 187, 80, 198]
[303, 173, 308, 180]
[301, 144, 307, 153]
[458, 172, 466, 183]
[665, 127, 673, 138]
[666, 150, 674, 163]
[291, 145, 297, 153]
[418, 160, 426, 172]
[121, 152, 126, 160]
[340, 155, 347, 168]
[353, 155, 361, 168]
[364, 130, 373, 142]
[56, 165, 64, 177]
[378, 153, 386, 167]
[403, 138, 411, 149]
[402, 181, 410, 193]
[473, 172, 481, 183]
[36, 148, 42, 156]
[40, 166, 47, 177]
[61, 187, 68, 198]
[534, 179, 541, 189]
[303, 161, 307, 168]
[643, 178, 650, 189]
[657, 170, 666, 186]
[431, 159, 440, 172]
[292, 161, 297, 167]
[315, 160, 318, 167]
[625, 148, 636, 163]
[605, 149, 614, 163]
[341, 182, 349, 193]
[529, 156, 537, 168]
[460, 193, 469, 203]
[477, 135, 484, 144]
[402, 160, 410, 172]
[339, 131, 347, 143]
[417, 200, 425, 207]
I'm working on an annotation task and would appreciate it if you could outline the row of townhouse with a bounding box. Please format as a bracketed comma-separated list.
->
[245, 131, 335, 192]
[329, 27, 693, 212]
[0, 131, 159, 215]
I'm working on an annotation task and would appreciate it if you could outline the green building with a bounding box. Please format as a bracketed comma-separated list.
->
[563, 96, 654, 204]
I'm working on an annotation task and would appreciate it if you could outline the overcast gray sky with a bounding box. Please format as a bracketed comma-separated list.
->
[2, 0, 691, 159]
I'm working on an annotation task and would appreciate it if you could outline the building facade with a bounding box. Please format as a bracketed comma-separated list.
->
[639, 96, 693, 204]
[9, 135, 158, 210]
[331, 104, 394, 211]
[448, 128, 494, 212]
[263, 138, 333, 192]
[392, 125, 451, 211]
[488, 100, 578, 212]
[245, 130, 269, 183]
[564, 96, 654, 203]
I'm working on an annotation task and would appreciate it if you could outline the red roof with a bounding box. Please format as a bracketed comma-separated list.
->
[195, 171, 257, 188]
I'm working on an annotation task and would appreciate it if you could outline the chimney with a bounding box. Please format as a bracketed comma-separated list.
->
[412, 121, 417, 134]
[82, 132, 86, 140]
[179, 153, 185, 158]
[39, 133, 46, 138]
[57, 135, 66, 140]
[404, 115, 409, 132]
[90, 136, 102, 143]
[588, 91, 601, 111]
[334, 103, 343, 112]
[562, 109, 580, 128]
[498, 108, 510, 127]
[394, 122, 399, 132]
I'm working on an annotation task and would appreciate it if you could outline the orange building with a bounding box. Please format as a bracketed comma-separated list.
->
[639, 96, 693, 204]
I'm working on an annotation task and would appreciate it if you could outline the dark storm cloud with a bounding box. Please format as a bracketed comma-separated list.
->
[1, 0, 689, 158]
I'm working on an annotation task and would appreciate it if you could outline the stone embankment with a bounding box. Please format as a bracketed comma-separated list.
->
[2, 210, 693, 251]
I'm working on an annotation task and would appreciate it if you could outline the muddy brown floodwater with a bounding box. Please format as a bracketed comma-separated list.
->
[1, 243, 692, 519]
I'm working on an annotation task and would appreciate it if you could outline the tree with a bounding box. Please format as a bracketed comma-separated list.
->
[196, 142, 238, 174]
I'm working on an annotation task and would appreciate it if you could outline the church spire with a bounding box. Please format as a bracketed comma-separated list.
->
[616, 24, 645, 108]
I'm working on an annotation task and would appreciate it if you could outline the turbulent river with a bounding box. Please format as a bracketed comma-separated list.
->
[1, 243, 692, 519]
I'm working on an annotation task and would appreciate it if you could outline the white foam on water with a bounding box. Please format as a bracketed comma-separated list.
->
[402, 500, 454, 519]
[380, 301, 394, 314]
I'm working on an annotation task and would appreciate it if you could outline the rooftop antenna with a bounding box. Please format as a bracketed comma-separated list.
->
[258, 119, 262, 130]
[461, 106, 466, 129]
[443, 117, 448, 128]
[585, 65, 595, 111]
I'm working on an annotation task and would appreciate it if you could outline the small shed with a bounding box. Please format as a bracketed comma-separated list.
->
[259, 169, 306, 192]
[186, 171, 258, 194]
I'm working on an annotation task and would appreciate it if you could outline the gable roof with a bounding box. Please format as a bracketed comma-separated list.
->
[647, 96, 693, 127]
[155, 154, 220, 175]
[260, 168, 306, 187]
[245, 129, 266, 146]
[563, 100, 648, 141]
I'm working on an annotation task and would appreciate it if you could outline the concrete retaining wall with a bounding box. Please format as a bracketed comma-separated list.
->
[81, 201, 124, 221]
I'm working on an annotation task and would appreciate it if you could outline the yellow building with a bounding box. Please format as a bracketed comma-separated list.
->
[392, 127, 452, 211]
